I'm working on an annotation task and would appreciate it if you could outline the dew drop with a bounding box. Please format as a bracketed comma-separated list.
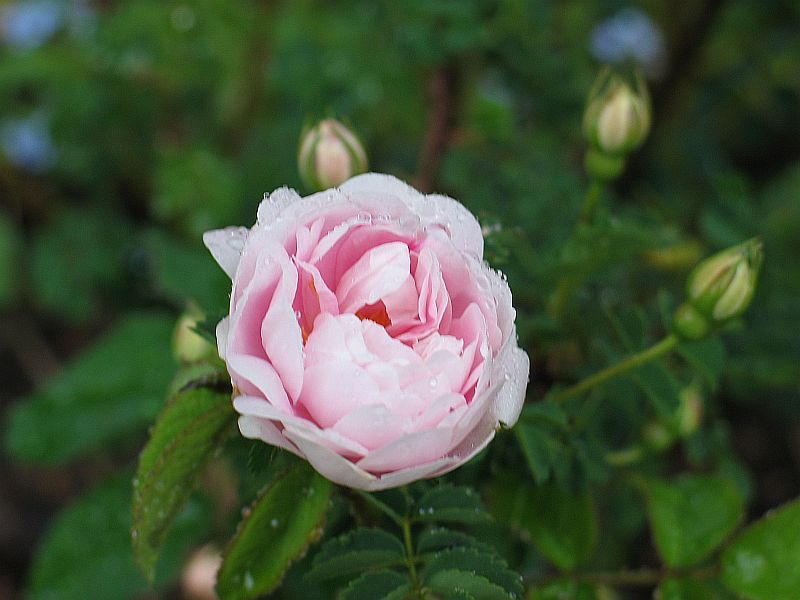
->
[244, 572, 254, 590]
[270, 518, 280, 528]
[429, 377, 437, 387]
[131, 530, 138, 540]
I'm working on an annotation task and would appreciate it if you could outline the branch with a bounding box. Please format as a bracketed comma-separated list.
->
[415, 64, 460, 193]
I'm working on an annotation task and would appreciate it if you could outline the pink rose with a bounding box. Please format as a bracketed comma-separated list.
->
[204, 174, 529, 490]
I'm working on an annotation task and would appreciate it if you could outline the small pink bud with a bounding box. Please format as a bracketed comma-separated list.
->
[297, 119, 368, 191]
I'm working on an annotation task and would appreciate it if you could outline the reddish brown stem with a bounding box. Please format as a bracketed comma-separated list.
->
[415, 65, 460, 193]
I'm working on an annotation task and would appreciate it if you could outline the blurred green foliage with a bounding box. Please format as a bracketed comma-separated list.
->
[1, 0, 799, 599]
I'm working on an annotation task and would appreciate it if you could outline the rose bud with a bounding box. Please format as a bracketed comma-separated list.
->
[583, 69, 650, 180]
[181, 545, 221, 600]
[297, 118, 368, 191]
[672, 238, 764, 340]
[172, 303, 216, 363]
[674, 384, 703, 438]
[204, 174, 529, 490]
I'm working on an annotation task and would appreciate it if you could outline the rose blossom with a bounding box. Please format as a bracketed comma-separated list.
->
[204, 173, 529, 490]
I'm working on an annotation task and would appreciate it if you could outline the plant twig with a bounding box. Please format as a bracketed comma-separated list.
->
[415, 65, 460, 193]
[529, 564, 719, 589]
[554, 334, 679, 403]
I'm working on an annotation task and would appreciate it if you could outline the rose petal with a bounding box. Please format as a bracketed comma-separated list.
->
[238, 415, 301, 456]
[336, 241, 412, 313]
[203, 227, 249, 280]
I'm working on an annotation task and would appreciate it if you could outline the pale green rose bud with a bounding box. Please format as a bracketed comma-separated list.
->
[297, 118, 368, 191]
[672, 238, 764, 340]
[674, 385, 703, 438]
[172, 304, 215, 363]
[583, 69, 651, 181]
[643, 421, 674, 452]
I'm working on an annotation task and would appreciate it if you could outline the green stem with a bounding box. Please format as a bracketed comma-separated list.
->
[578, 179, 603, 225]
[529, 564, 719, 588]
[352, 490, 404, 527]
[402, 516, 421, 594]
[548, 179, 605, 319]
[554, 334, 679, 403]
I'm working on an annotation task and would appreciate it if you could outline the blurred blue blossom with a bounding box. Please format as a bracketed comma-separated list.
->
[590, 8, 667, 78]
[1, 113, 57, 172]
[1, 0, 63, 50]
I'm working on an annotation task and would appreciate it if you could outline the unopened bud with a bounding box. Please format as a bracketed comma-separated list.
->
[297, 118, 367, 191]
[673, 238, 763, 340]
[181, 545, 221, 600]
[674, 385, 703, 438]
[643, 240, 704, 272]
[173, 303, 215, 363]
[583, 69, 650, 180]
[643, 421, 674, 452]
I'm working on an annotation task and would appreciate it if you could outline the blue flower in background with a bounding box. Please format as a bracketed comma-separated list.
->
[1, 113, 57, 173]
[1, 0, 63, 50]
[591, 8, 667, 78]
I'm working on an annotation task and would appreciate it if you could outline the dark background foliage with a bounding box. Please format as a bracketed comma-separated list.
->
[1, 0, 799, 598]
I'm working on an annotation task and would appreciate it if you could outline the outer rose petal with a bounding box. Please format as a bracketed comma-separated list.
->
[206, 173, 531, 490]
[203, 227, 249, 280]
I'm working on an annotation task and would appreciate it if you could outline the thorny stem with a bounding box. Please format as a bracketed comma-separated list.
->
[554, 334, 679, 403]
[529, 564, 719, 589]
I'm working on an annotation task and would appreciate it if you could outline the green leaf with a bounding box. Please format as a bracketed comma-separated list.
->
[28, 472, 211, 600]
[216, 462, 332, 600]
[417, 527, 492, 555]
[0, 212, 19, 305]
[425, 569, 511, 600]
[140, 229, 230, 311]
[676, 338, 727, 389]
[422, 547, 523, 598]
[306, 528, 406, 581]
[4, 313, 175, 464]
[166, 360, 229, 398]
[519, 400, 568, 427]
[642, 473, 744, 568]
[339, 570, 411, 600]
[133, 386, 236, 581]
[515, 420, 561, 483]
[604, 304, 648, 351]
[528, 580, 607, 599]
[720, 497, 800, 600]
[413, 484, 492, 524]
[631, 362, 682, 419]
[489, 480, 596, 571]
[658, 577, 714, 600]
[29, 208, 131, 322]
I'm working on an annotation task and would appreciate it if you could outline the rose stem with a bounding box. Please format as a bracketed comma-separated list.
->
[553, 334, 679, 403]
[548, 178, 605, 320]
